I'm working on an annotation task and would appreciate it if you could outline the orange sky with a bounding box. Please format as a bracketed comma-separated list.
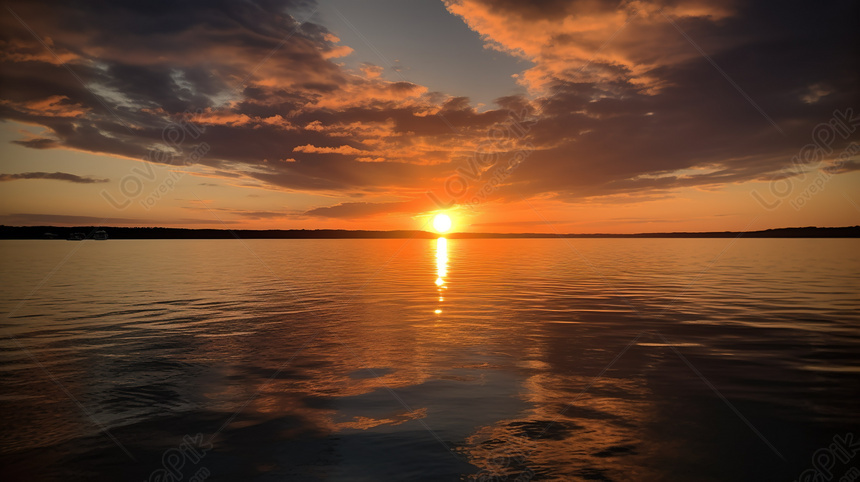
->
[1, 0, 858, 233]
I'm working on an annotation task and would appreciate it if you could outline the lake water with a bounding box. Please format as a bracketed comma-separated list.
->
[1, 238, 858, 481]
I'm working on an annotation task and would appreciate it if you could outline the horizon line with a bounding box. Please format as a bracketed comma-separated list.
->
[1, 225, 858, 239]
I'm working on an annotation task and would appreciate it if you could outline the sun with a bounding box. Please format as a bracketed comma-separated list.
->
[432, 213, 452, 233]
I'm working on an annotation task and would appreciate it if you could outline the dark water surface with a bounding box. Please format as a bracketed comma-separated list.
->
[1, 238, 858, 481]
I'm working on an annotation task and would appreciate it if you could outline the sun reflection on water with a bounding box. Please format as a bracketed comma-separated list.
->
[435, 237, 448, 313]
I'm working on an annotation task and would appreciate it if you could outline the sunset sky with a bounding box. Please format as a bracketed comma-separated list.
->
[1, 0, 858, 233]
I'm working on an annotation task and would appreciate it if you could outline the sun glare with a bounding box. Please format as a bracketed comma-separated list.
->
[432, 213, 452, 233]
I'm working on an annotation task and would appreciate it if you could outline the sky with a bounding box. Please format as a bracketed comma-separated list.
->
[0, 0, 858, 233]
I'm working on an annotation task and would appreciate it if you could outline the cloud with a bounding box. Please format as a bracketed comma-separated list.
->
[11, 138, 58, 149]
[1, 95, 87, 118]
[180, 204, 288, 220]
[304, 198, 436, 218]
[444, 0, 735, 93]
[1, 0, 857, 220]
[0, 0, 519, 199]
[293, 144, 364, 155]
[0, 213, 138, 225]
[0, 171, 109, 183]
[824, 160, 860, 174]
[0, 213, 235, 225]
[360, 63, 384, 79]
[442, 0, 859, 202]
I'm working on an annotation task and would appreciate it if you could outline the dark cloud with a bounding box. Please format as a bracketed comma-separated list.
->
[304, 200, 432, 218]
[11, 138, 58, 149]
[0, 171, 109, 183]
[181, 205, 288, 220]
[824, 160, 860, 174]
[0, 213, 136, 225]
[0, 213, 235, 225]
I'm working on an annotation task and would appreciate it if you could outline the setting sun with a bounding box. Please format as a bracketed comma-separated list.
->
[432, 214, 452, 233]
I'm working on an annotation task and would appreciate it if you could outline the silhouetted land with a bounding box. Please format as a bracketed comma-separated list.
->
[2, 225, 858, 239]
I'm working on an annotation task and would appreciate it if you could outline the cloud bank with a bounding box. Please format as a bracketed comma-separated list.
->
[0, 171, 109, 183]
[1, 0, 857, 219]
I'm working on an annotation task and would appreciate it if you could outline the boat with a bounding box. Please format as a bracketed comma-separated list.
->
[67, 232, 86, 241]
[93, 230, 108, 240]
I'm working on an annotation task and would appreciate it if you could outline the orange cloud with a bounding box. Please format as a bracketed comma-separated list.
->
[293, 144, 364, 155]
[0, 38, 80, 65]
[444, 0, 736, 93]
[359, 63, 385, 79]
[1, 95, 87, 118]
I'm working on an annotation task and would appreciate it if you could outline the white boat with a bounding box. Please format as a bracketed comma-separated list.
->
[93, 230, 108, 240]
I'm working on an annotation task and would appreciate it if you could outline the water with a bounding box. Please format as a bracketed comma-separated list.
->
[1, 238, 858, 481]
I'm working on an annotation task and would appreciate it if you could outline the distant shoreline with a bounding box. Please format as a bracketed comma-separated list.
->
[1, 225, 858, 239]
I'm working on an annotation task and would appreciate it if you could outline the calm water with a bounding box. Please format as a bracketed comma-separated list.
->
[0, 238, 858, 481]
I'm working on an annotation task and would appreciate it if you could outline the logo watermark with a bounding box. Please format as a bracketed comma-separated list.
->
[471, 438, 536, 482]
[752, 107, 859, 210]
[145, 433, 212, 482]
[794, 432, 859, 482]
[101, 109, 209, 211]
[788, 142, 859, 210]
[427, 107, 534, 211]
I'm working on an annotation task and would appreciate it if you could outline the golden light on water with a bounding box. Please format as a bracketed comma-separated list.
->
[435, 237, 448, 314]
[436, 237, 447, 285]
[432, 213, 452, 233]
